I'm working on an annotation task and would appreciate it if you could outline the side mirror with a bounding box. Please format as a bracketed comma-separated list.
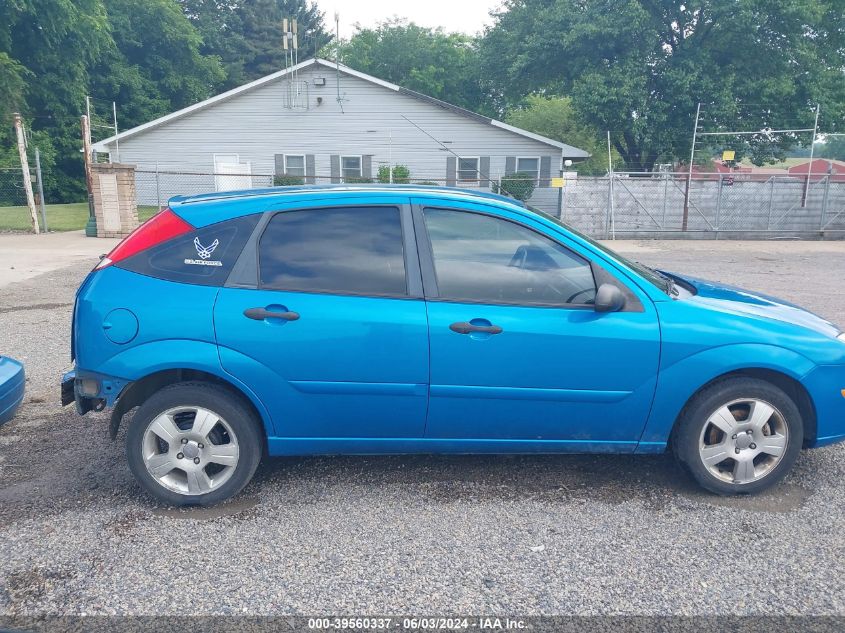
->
[594, 283, 626, 313]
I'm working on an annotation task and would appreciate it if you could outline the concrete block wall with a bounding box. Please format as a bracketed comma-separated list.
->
[91, 163, 139, 238]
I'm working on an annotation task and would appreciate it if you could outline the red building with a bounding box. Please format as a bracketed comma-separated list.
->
[787, 158, 845, 183]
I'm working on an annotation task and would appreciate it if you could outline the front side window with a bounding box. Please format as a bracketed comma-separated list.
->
[516, 157, 540, 183]
[341, 156, 362, 180]
[259, 206, 406, 296]
[424, 208, 596, 306]
[458, 157, 479, 183]
[285, 155, 306, 177]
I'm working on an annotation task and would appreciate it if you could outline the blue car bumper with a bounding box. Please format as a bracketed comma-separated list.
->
[0, 356, 25, 425]
[801, 363, 845, 447]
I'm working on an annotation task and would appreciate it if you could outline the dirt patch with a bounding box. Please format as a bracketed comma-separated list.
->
[680, 482, 812, 513]
[151, 496, 260, 521]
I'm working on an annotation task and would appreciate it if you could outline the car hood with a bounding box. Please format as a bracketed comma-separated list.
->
[666, 272, 841, 339]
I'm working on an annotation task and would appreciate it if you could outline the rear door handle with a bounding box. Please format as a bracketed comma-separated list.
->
[244, 307, 300, 321]
[449, 321, 503, 335]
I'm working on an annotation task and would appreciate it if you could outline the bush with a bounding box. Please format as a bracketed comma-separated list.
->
[377, 164, 411, 184]
[491, 172, 537, 202]
[274, 175, 305, 186]
[344, 176, 374, 184]
[415, 181, 439, 186]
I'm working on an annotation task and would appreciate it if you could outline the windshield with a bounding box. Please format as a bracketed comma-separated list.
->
[529, 207, 674, 295]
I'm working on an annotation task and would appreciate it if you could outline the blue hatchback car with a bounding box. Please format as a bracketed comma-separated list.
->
[62, 185, 845, 505]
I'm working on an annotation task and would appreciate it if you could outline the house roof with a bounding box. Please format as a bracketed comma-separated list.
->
[787, 158, 845, 174]
[93, 58, 590, 158]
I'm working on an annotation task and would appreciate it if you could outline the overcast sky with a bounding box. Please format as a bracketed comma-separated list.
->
[315, 0, 502, 37]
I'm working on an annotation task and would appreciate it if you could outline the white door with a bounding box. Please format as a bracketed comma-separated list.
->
[214, 154, 252, 192]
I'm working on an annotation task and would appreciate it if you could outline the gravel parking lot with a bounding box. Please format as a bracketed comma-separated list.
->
[1, 239, 844, 617]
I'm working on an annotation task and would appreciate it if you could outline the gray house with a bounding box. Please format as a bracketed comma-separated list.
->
[93, 58, 589, 214]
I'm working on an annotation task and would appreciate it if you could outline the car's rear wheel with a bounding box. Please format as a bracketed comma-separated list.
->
[673, 377, 803, 495]
[126, 382, 262, 506]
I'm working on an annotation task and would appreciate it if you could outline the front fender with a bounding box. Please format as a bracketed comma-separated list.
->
[636, 343, 816, 451]
[89, 339, 275, 437]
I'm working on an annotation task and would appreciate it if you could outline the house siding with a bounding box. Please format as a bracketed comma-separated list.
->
[103, 64, 568, 214]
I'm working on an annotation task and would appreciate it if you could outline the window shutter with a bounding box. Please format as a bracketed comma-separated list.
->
[362, 155, 372, 180]
[330, 155, 340, 183]
[479, 156, 491, 186]
[446, 156, 457, 186]
[540, 156, 552, 187]
[305, 154, 315, 184]
[274, 154, 286, 177]
[505, 156, 516, 176]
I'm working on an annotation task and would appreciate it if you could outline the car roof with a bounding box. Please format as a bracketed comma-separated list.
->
[168, 184, 526, 210]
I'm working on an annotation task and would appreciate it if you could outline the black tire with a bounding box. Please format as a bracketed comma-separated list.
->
[126, 381, 263, 506]
[673, 376, 803, 495]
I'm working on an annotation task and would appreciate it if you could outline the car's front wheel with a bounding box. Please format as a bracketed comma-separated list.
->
[126, 381, 262, 506]
[673, 377, 803, 495]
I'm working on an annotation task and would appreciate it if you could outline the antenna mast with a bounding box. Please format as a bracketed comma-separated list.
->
[282, 16, 306, 109]
[335, 12, 344, 113]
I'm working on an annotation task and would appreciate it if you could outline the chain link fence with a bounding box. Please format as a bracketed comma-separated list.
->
[0, 167, 46, 232]
[134, 168, 845, 239]
[562, 173, 845, 238]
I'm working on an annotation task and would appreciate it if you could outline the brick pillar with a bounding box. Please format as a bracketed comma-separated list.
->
[90, 163, 139, 238]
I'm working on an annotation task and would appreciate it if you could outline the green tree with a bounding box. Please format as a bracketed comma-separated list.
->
[505, 96, 619, 175]
[818, 137, 845, 161]
[1, 0, 111, 200]
[180, 0, 332, 90]
[91, 0, 225, 132]
[0, 0, 225, 201]
[482, 0, 845, 172]
[341, 19, 492, 115]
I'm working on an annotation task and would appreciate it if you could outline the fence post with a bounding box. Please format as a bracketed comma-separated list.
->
[714, 174, 723, 239]
[34, 147, 48, 232]
[661, 173, 668, 229]
[155, 162, 162, 211]
[766, 177, 775, 230]
[819, 174, 831, 234]
[13, 113, 39, 234]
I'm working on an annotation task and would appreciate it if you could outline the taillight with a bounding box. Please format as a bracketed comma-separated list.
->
[96, 208, 193, 270]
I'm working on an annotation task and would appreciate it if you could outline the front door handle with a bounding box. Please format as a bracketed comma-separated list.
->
[244, 307, 300, 321]
[449, 321, 503, 335]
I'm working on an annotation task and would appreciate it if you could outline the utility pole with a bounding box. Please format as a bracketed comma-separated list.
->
[81, 115, 97, 237]
[13, 113, 39, 234]
[682, 102, 701, 232]
[112, 101, 120, 163]
[802, 103, 820, 208]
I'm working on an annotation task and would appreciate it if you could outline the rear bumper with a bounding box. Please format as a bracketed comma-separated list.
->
[0, 357, 25, 425]
[61, 368, 130, 415]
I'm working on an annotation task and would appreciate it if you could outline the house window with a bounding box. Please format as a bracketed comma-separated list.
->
[516, 157, 540, 183]
[458, 157, 480, 183]
[285, 154, 306, 177]
[342, 156, 362, 180]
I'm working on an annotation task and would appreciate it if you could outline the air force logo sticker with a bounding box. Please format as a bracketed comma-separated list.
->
[184, 237, 223, 267]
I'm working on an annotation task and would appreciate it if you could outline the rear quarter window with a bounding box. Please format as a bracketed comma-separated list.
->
[117, 213, 260, 286]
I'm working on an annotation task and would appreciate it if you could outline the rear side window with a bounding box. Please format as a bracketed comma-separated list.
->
[259, 206, 406, 296]
[118, 213, 260, 286]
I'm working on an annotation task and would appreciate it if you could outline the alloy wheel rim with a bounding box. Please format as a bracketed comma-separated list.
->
[698, 398, 788, 485]
[141, 406, 239, 496]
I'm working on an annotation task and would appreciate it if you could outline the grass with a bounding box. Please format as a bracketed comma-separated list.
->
[0, 203, 159, 232]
